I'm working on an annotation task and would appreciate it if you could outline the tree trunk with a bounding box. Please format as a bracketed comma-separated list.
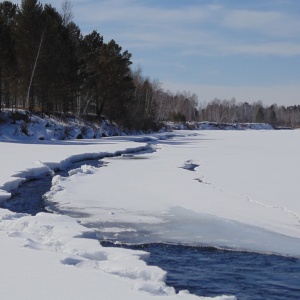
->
[97, 98, 106, 119]
[26, 28, 45, 110]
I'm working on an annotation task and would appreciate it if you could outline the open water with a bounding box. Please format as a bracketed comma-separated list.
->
[2, 159, 300, 300]
[0, 158, 102, 215]
[102, 241, 300, 300]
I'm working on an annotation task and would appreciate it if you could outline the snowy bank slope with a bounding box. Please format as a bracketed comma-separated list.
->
[0, 110, 278, 144]
[0, 110, 129, 141]
[0, 135, 234, 299]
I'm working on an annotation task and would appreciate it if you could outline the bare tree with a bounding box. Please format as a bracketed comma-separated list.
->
[26, 28, 45, 109]
[61, 0, 73, 26]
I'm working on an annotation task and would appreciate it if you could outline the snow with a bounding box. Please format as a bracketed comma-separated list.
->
[167, 121, 275, 131]
[0, 109, 126, 140]
[0, 132, 236, 300]
[1, 127, 300, 299]
[0, 210, 209, 300]
[43, 131, 300, 256]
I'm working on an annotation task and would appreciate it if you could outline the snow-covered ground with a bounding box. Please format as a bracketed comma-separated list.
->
[1, 129, 300, 299]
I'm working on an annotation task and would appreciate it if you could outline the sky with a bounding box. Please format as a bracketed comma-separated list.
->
[18, 0, 300, 106]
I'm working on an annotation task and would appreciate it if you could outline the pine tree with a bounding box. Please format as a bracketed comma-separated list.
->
[97, 39, 135, 124]
[57, 21, 82, 113]
[80, 30, 103, 115]
[15, 0, 45, 110]
[0, 1, 17, 111]
[256, 106, 265, 123]
[37, 4, 64, 114]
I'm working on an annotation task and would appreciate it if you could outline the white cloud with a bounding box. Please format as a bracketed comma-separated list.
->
[72, 1, 300, 57]
[181, 41, 300, 57]
[232, 42, 300, 56]
[74, 1, 214, 24]
[223, 9, 300, 38]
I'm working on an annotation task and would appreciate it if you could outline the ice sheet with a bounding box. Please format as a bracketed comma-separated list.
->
[0, 133, 237, 299]
[43, 131, 300, 256]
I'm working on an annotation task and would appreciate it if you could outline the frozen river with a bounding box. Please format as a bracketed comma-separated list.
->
[43, 130, 300, 256]
[1, 130, 300, 299]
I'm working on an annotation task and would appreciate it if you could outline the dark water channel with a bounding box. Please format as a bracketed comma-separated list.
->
[0, 158, 103, 215]
[102, 242, 300, 300]
[1, 158, 300, 300]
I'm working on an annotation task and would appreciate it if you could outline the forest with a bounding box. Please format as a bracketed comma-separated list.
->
[1, 0, 299, 129]
[198, 99, 300, 128]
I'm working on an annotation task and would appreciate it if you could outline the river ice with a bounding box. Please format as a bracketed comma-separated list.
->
[1, 130, 300, 299]
[45, 131, 300, 256]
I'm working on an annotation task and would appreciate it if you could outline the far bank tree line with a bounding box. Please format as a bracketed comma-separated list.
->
[199, 99, 300, 128]
[1, 0, 299, 129]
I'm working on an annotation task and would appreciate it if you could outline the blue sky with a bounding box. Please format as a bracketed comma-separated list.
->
[23, 0, 300, 105]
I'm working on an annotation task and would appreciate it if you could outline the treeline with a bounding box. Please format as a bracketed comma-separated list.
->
[198, 99, 300, 128]
[1, 1, 299, 130]
[0, 0, 199, 130]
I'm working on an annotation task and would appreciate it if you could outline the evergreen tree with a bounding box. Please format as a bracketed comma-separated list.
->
[268, 105, 277, 125]
[15, 0, 45, 110]
[97, 39, 135, 124]
[256, 106, 265, 123]
[36, 4, 64, 113]
[0, 1, 17, 111]
[80, 30, 103, 115]
[58, 21, 82, 113]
